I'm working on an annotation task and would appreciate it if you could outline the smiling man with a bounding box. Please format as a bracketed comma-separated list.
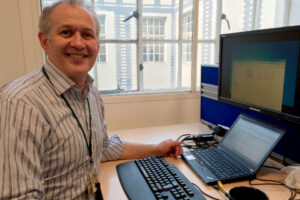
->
[0, 0, 182, 199]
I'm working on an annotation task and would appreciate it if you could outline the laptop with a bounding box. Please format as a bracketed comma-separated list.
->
[182, 114, 285, 185]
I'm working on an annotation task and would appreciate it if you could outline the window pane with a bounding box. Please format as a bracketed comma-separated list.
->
[143, 43, 164, 62]
[98, 15, 106, 37]
[182, 10, 193, 63]
[143, 43, 191, 90]
[142, 0, 179, 40]
[222, 0, 255, 34]
[259, 0, 284, 29]
[182, 43, 192, 62]
[41, 0, 57, 7]
[143, 43, 177, 90]
[198, 0, 217, 39]
[183, 11, 193, 40]
[143, 17, 166, 39]
[94, 1, 137, 40]
[181, 45, 192, 88]
[93, 43, 137, 91]
[196, 43, 216, 89]
[289, 0, 300, 26]
[96, 44, 107, 63]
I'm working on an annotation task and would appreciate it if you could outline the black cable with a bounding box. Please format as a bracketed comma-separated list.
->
[207, 124, 215, 130]
[249, 177, 300, 200]
[181, 139, 209, 149]
[262, 165, 282, 171]
[192, 183, 221, 200]
[177, 133, 218, 149]
[177, 134, 191, 141]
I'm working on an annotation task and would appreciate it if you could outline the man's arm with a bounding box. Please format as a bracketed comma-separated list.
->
[0, 99, 46, 199]
[119, 139, 183, 160]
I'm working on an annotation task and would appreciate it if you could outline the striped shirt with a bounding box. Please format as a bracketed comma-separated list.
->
[0, 59, 125, 199]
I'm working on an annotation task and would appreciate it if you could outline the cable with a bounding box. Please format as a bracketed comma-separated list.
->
[176, 134, 191, 141]
[262, 165, 282, 171]
[177, 134, 200, 149]
[213, 181, 233, 199]
[192, 183, 221, 200]
[207, 124, 215, 130]
[249, 178, 300, 200]
[177, 133, 218, 149]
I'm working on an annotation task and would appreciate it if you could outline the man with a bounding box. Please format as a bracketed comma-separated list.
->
[0, 0, 182, 199]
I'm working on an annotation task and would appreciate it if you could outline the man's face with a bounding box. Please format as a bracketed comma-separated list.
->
[39, 3, 99, 84]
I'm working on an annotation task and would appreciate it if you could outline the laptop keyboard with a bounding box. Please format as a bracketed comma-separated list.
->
[193, 148, 249, 179]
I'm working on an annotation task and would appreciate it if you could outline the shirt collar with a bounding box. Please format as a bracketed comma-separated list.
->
[44, 58, 94, 97]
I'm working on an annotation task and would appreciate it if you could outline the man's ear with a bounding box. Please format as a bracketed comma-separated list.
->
[38, 32, 49, 53]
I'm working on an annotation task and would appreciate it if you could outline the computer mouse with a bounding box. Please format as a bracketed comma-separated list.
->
[229, 186, 268, 200]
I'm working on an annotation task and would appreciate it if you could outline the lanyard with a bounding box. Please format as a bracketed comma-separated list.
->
[41, 67, 93, 164]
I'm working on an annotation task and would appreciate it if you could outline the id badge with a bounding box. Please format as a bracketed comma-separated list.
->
[88, 172, 99, 198]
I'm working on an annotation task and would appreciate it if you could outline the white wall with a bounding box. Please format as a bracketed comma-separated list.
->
[103, 92, 200, 130]
[0, 0, 44, 86]
[0, 0, 201, 131]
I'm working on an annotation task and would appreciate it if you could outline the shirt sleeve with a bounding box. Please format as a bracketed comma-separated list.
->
[101, 121, 125, 162]
[95, 91, 125, 162]
[0, 98, 47, 199]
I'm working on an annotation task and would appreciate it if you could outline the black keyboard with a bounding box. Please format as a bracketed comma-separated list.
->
[117, 156, 206, 200]
[193, 148, 249, 179]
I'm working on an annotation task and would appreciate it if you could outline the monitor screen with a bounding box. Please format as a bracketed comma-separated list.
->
[218, 26, 300, 123]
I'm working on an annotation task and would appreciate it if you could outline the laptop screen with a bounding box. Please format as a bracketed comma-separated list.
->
[219, 114, 285, 171]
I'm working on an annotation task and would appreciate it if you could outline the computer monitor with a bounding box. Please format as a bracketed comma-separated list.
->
[218, 25, 300, 124]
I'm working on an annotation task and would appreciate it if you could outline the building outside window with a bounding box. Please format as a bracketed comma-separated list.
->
[142, 17, 166, 62]
[182, 11, 193, 63]
[97, 15, 106, 63]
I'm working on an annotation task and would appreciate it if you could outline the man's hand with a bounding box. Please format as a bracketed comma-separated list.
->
[119, 139, 183, 160]
[156, 139, 183, 158]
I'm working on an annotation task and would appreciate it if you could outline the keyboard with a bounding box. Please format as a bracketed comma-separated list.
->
[117, 156, 206, 200]
[193, 148, 249, 179]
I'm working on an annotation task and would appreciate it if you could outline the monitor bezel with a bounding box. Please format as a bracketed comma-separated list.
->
[218, 25, 300, 124]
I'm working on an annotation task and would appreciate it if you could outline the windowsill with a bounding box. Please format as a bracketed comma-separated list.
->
[102, 91, 201, 104]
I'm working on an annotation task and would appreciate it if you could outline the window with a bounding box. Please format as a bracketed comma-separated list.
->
[41, 0, 290, 94]
[142, 17, 166, 39]
[142, 17, 166, 62]
[97, 15, 106, 63]
[196, 0, 218, 89]
[196, 0, 288, 89]
[182, 11, 193, 62]
[221, 0, 286, 34]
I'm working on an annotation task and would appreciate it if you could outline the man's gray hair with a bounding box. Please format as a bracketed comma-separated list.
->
[39, 0, 100, 39]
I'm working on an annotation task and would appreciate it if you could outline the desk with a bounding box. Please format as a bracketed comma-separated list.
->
[99, 122, 298, 200]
